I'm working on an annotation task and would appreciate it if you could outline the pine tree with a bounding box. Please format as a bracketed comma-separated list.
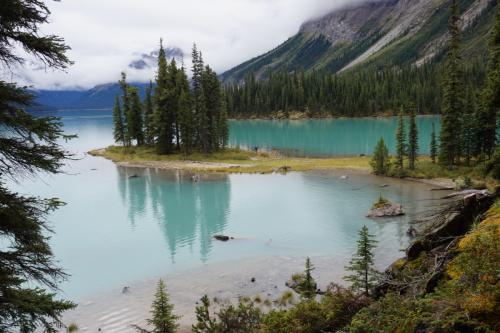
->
[218, 95, 229, 149]
[192, 295, 217, 333]
[439, 0, 463, 167]
[344, 226, 379, 296]
[477, 5, 499, 160]
[144, 81, 155, 146]
[113, 95, 125, 145]
[178, 66, 194, 154]
[0, 1, 76, 330]
[192, 45, 207, 149]
[298, 257, 317, 300]
[396, 107, 406, 170]
[155, 39, 174, 154]
[148, 279, 180, 333]
[408, 104, 419, 170]
[119, 72, 132, 147]
[430, 123, 438, 163]
[127, 87, 145, 146]
[462, 90, 477, 166]
[370, 138, 391, 175]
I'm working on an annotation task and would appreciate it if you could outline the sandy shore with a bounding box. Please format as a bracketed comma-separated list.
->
[62, 255, 365, 333]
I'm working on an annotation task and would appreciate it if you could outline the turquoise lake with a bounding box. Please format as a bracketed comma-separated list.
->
[14, 110, 444, 300]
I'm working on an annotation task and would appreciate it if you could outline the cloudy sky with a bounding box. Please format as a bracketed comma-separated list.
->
[12, 0, 362, 90]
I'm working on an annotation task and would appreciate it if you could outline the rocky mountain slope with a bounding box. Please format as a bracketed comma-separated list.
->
[221, 0, 496, 83]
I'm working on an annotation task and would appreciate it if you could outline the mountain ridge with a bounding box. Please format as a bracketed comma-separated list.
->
[221, 0, 496, 83]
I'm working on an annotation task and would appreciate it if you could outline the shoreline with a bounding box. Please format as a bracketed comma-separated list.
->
[89, 147, 457, 189]
[62, 255, 395, 333]
[228, 111, 440, 121]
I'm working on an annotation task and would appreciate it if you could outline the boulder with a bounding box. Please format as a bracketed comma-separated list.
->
[367, 203, 405, 218]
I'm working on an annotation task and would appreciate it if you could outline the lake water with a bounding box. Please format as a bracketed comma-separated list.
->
[13, 110, 444, 300]
[230, 116, 441, 156]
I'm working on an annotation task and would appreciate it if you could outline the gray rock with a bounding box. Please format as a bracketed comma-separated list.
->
[367, 203, 405, 218]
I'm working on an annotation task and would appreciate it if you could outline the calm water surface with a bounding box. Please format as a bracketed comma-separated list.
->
[13, 110, 444, 300]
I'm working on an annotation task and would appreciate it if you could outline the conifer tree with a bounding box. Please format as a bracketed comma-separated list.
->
[155, 40, 174, 154]
[408, 104, 419, 170]
[192, 295, 217, 333]
[344, 226, 379, 296]
[128, 87, 145, 146]
[430, 123, 438, 163]
[0, 1, 76, 330]
[192, 45, 207, 148]
[298, 257, 317, 300]
[178, 66, 194, 154]
[113, 95, 125, 145]
[119, 72, 132, 147]
[144, 81, 155, 146]
[396, 107, 406, 170]
[218, 96, 229, 149]
[370, 138, 391, 175]
[462, 90, 477, 166]
[168, 58, 180, 150]
[439, 0, 463, 167]
[477, 5, 499, 160]
[148, 279, 180, 333]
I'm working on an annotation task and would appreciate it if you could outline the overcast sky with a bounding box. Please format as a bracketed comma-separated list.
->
[11, 0, 364, 90]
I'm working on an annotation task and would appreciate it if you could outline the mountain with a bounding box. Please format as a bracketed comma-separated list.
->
[221, 0, 496, 83]
[32, 83, 150, 111]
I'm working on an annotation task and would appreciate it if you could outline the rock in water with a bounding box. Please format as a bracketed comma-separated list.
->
[367, 203, 405, 218]
[213, 235, 230, 241]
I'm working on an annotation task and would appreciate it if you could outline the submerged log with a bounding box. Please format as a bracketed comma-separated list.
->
[213, 235, 232, 241]
[442, 189, 490, 199]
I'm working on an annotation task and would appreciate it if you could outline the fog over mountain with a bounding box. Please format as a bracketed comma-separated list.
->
[10, 0, 370, 90]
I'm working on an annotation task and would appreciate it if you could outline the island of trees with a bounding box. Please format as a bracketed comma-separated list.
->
[112, 42, 228, 155]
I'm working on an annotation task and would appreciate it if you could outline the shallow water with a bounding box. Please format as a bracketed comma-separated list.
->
[13, 110, 445, 300]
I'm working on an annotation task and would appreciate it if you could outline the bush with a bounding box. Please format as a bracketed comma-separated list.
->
[260, 284, 370, 333]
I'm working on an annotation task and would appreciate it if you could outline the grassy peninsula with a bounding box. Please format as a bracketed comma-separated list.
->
[89, 146, 371, 174]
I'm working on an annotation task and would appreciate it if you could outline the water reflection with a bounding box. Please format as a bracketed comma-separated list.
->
[117, 167, 231, 262]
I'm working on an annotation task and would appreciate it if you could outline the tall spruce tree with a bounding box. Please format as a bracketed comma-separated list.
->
[396, 107, 406, 170]
[191, 45, 207, 149]
[430, 123, 438, 163]
[113, 95, 126, 145]
[202, 65, 223, 152]
[148, 279, 180, 333]
[462, 90, 477, 166]
[168, 58, 180, 150]
[408, 104, 419, 170]
[477, 5, 499, 160]
[0, 1, 76, 330]
[128, 87, 145, 146]
[370, 138, 391, 175]
[218, 95, 229, 149]
[344, 226, 379, 296]
[144, 81, 155, 146]
[439, 0, 463, 167]
[119, 72, 132, 147]
[178, 65, 194, 154]
[155, 40, 174, 154]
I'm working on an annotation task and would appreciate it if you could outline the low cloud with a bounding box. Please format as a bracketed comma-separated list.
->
[10, 0, 368, 90]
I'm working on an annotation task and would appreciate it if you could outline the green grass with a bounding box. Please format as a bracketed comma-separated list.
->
[89, 146, 371, 174]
